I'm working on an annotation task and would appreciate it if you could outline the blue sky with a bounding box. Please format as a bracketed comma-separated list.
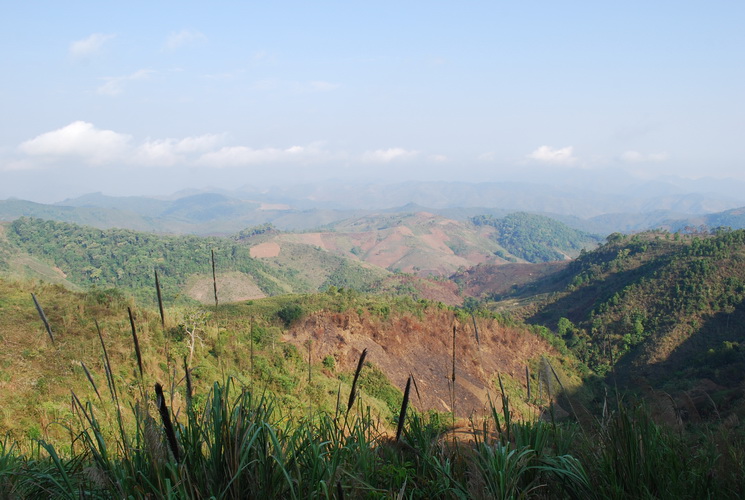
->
[1, 1, 743, 201]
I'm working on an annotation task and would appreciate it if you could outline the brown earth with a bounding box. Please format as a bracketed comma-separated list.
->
[453, 261, 570, 299]
[249, 241, 281, 258]
[284, 308, 562, 417]
[272, 212, 502, 276]
[185, 272, 266, 303]
[376, 275, 463, 306]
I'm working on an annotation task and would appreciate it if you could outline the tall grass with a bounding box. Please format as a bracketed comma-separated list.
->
[5, 374, 745, 498]
[4, 289, 745, 498]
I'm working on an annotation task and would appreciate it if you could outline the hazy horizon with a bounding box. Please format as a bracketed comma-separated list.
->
[2, 2, 743, 202]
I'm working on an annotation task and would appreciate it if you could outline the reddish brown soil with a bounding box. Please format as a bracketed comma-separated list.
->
[454, 261, 570, 298]
[249, 241, 281, 258]
[376, 275, 463, 306]
[284, 308, 557, 417]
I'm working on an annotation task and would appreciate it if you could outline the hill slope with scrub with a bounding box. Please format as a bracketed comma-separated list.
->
[514, 229, 745, 415]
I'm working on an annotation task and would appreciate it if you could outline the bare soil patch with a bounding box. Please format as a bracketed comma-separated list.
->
[185, 272, 266, 304]
[285, 308, 556, 417]
[250, 241, 281, 258]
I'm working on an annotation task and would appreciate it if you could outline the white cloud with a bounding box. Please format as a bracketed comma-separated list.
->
[97, 69, 153, 96]
[15, 122, 334, 170]
[621, 150, 669, 163]
[164, 30, 207, 51]
[477, 152, 496, 161]
[135, 134, 225, 166]
[69, 33, 115, 59]
[19, 121, 131, 165]
[197, 144, 316, 167]
[361, 148, 418, 163]
[527, 145, 577, 165]
[429, 154, 448, 162]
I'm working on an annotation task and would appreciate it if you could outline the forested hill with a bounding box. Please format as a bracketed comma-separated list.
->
[4, 217, 297, 303]
[524, 229, 745, 397]
[471, 212, 602, 262]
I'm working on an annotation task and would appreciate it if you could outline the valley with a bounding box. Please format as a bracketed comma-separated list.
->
[2, 195, 745, 497]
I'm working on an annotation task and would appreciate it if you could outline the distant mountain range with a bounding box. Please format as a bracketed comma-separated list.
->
[2, 180, 745, 236]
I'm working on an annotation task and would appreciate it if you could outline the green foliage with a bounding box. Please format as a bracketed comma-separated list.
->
[0, 276, 744, 497]
[232, 222, 276, 240]
[528, 229, 745, 383]
[472, 212, 601, 263]
[322, 355, 335, 370]
[320, 260, 382, 292]
[7, 217, 289, 303]
[277, 303, 304, 326]
[357, 363, 403, 418]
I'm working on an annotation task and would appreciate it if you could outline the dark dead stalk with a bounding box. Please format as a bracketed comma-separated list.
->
[31, 293, 55, 346]
[451, 324, 457, 420]
[544, 357, 585, 435]
[155, 383, 180, 463]
[451, 325, 457, 386]
[347, 348, 367, 413]
[211, 249, 218, 307]
[250, 319, 255, 375]
[396, 376, 412, 442]
[95, 321, 129, 457]
[154, 269, 165, 328]
[525, 366, 531, 402]
[183, 356, 193, 408]
[70, 390, 93, 428]
[81, 362, 102, 403]
[95, 321, 118, 404]
[128, 307, 144, 380]
[409, 371, 422, 406]
[470, 312, 480, 348]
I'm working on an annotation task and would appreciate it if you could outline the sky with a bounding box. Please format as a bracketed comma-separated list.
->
[1, 1, 744, 202]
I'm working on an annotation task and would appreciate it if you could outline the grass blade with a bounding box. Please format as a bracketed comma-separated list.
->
[81, 362, 102, 404]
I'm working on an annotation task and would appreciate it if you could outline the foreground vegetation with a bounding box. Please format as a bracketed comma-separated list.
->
[0, 277, 742, 498]
[4, 220, 745, 496]
[2, 375, 745, 498]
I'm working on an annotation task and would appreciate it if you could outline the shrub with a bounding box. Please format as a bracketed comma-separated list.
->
[277, 303, 304, 327]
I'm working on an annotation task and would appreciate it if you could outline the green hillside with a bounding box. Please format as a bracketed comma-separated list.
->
[523, 229, 745, 400]
[471, 212, 602, 262]
[5, 217, 299, 303]
[3, 218, 397, 305]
